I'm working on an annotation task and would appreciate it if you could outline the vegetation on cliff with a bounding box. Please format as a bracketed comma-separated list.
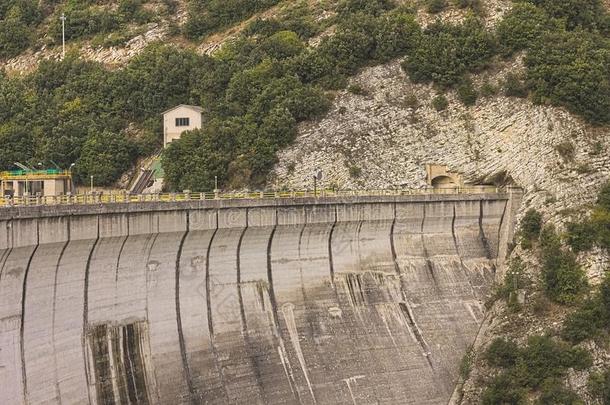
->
[478, 184, 610, 403]
[0, 0, 608, 189]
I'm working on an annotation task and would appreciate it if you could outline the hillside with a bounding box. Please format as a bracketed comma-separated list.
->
[2, 0, 610, 403]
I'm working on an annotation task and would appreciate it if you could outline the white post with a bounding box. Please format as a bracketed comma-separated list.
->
[60, 13, 66, 59]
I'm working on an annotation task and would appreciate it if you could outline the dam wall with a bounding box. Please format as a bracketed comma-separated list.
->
[0, 191, 521, 404]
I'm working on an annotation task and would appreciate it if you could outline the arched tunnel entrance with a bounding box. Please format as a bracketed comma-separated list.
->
[431, 175, 458, 189]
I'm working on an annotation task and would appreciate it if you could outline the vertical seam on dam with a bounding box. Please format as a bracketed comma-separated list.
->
[236, 209, 267, 400]
[82, 215, 100, 405]
[495, 201, 509, 264]
[175, 212, 196, 403]
[390, 203, 400, 276]
[420, 203, 436, 285]
[478, 200, 493, 260]
[266, 209, 302, 403]
[51, 238, 70, 403]
[328, 205, 338, 287]
[237, 209, 249, 332]
[20, 243, 39, 404]
[205, 222, 229, 401]
[451, 204, 477, 299]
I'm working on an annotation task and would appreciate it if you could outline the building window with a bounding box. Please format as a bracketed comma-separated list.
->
[175, 117, 190, 127]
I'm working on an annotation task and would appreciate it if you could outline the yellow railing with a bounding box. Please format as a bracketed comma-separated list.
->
[0, 186, 502, 208]
[0, 170, 72, 180]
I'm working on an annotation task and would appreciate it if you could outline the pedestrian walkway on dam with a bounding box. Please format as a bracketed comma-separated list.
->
[0, 186, 501, 207]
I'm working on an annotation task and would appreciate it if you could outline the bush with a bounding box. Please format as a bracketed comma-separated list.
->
[0, 16, 31, 59]
[402, 17, 496, 88]
[457, 79, 478, 106]
[49, 7, 121, 42]
[526, 29, 610, 124]
[482, 335, 590, 404]
[529, 0, 607, 31]
[536, 378, 583, 405]
[184, 0, 281, 39]
[496, 3, 553, 54]
[598, 183, 610, 211]
[485, 338, 520, 368]
[566, 221, 596, 252]
[588, 370, 610, 405]
[427, 0, 447, 14]
[540, 225, 588, 304]
[555, 141, 575, 161]
[76, 131, 137, 186]
[349, 166, 362, 178]
[521, 209, 543, 241]
[563, 273, 610, 343]
[432, 94, 449, 111]
[503, 73, 528, 98]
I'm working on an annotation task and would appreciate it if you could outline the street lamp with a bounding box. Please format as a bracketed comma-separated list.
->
[90, 175, 94, 194]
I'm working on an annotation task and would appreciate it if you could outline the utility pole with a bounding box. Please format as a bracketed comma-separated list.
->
[60, 13, 66, 59]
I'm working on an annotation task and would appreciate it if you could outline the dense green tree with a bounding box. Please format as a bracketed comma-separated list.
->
[526, 29, 610, 124]
[76, 131, 136, 186]
[403, 17, 496, 87]
[496, 3, 554, 54]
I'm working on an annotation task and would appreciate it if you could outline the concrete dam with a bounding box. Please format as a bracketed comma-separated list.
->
[0, 192, 521, 404]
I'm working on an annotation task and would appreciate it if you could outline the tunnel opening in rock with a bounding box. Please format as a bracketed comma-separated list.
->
[431, 175, 457, 189]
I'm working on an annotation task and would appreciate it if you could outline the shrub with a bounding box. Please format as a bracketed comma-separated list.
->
[0, 16, 31, 59]
[503, 73, 528, 98]
[565, 221, 596, 252]
[485, 338, 520, 368]
[402, 17, 496, 88]
[555, 141, 575, 161]
[598, 183, 610, 211]
[454, 0, 483, 13]
[347, 84, 366, 95]
[480, 81, 498, 97]
[184, 0, 281, 39]
[427, 0, 447, 14]
[588, 370, 610, 405]
[349, 166, 362, 178]
[49, 7, 121, 42]
[537, 378, 583, 405]
[496, 3, 553, 54]
[526, 29, 610, 124]
[521, 209, 543, 241]
[457, 79, 478, 106]
[432, 95, 449, 111]
[540, 225, 588, 304]
[76, 131, 137, 186]
[481, 372, 527, 405]
[529, 0, 607, 31]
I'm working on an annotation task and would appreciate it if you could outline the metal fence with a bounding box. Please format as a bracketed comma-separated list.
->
[0, 186, 501, 207]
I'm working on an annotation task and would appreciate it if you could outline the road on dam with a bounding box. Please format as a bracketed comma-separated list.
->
[0, 192, 521, 404]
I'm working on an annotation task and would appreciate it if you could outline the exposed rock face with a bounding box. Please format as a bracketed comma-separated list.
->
[272, 60, 610, 225]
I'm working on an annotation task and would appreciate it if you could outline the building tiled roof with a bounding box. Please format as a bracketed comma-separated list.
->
[161, 104, 203, 115]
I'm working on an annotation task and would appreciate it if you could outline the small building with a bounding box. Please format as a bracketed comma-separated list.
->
[162, 104, 203, 147]
[1, 169, 73, 198]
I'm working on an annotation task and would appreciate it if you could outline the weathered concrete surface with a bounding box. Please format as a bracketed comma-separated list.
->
[0, 192, 520, 404]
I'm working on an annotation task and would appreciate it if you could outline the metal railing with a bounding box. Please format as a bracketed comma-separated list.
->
[0, 186, 502, 208]
[0, 169, 72, 180]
